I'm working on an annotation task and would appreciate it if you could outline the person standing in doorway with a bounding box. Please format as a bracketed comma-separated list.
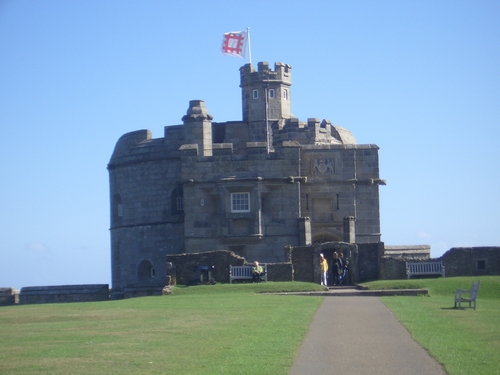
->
[320, 253, 328, 286]
[332, 252, 341, 286]
[338, 252, 346, 285]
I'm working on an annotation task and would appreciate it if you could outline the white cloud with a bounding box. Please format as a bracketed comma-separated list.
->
[415, 231, 431, 239]
[25, 242, 51, 260]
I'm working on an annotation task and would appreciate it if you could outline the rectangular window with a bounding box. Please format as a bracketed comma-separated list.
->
[176, 197, 183, 211]
[231, 192, 250, 212]
[283, 89, 288, 100]
[477, 260, 486, 270]
[253, 89, 259, 99]
[269, 89, 275, 98]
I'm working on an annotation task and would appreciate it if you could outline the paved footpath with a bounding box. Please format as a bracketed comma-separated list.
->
[289, 297, 447, 375]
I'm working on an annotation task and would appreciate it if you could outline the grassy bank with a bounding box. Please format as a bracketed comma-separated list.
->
[0, 282, 323, 375]
[361, 276, 500, 375]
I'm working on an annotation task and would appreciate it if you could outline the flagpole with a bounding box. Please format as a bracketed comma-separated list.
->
[247, 27, 252, 65]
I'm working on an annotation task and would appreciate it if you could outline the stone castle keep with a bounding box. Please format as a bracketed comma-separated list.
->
[1, 62, 497, 306]
[108, 62, 386, 298]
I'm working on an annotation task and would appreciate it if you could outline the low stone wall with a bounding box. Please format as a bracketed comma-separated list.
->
[166, 250, 294, 284]
[379, 257, 407, 280]
[166, 250, 245, 284]
[383, 245, 430, 260]
[267, 263, 293, 282]
[19, 284, 109, 305]
[0, 288, 18, 306]
[379, 246, 500, 279]
[441, 247, 500, 277]
[290, 245, 314, 283]
[357, 242, 384, 283]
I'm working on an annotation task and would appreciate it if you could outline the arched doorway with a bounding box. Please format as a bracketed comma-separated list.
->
[311, 229, 343, 244]
[137, 259, 155, 283]
[316, 242, 356, 286]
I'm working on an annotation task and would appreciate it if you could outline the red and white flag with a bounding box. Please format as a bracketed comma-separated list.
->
[221, 31, 248, 58]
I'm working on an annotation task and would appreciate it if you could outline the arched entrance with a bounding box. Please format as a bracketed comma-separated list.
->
[290, 242, 358, 285]
[311, 229, 343, 244]
[137, 259, 155, 283]
[316, 242, 356, 286]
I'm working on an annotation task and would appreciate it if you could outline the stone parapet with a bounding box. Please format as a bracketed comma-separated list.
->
[383, 245, 431, 260]
[19, 284, 109, 305]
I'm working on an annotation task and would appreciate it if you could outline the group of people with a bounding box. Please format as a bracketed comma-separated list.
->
[320, 252, 348, 286]
[251, 254, 348, 286]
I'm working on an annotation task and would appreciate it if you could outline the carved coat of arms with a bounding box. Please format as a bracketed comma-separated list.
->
[311, 158, 335, 175]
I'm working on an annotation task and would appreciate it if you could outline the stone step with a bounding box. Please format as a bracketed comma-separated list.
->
[273, 287, 428, 297]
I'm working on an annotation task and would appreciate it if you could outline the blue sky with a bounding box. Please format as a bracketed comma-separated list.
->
[1, 1, 499, 289]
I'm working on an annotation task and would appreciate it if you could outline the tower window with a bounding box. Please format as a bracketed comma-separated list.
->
[283, 89, 288, 100]
[269, 89, 275, 98]
[253, 89, 259, 99]
[231, 192, 250, 212]
[171, 187, 184, 215]
[113, 194, 123, 222]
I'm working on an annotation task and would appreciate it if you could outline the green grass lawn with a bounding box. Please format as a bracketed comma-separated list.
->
[0, 282, 324, 375]
[361, 276, 500, 375]
[1, 277, 499, 375]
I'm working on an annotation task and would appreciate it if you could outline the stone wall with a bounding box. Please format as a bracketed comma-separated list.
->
[19, 284, 109, 305]
[165, 250, 294, 284]
[0, 288, 18, 306]
[440, 247, 500, 277]
[356, 242, 384, 282]
[378, 246, 500, 280]
[379, 257, 407, 280]
[166, 250, 246, 284]
[290, 245, 315, 283]
[267, 262, 293, 282]
[383, 245, 430, 260]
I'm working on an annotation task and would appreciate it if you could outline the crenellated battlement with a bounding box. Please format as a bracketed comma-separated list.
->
[239, 62, 292, 86]
[240, 62, 293, 126]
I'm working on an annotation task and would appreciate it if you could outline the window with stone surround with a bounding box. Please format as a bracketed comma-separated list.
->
[253, 89, 259, 99]
[231, 192, 250, 212]
[269, 88, 275, 98]
[171, 187, 183, 215]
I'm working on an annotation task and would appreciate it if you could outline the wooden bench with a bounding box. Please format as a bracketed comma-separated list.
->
[229, 264, 267, 283]
[454, 280, 480, 310]
[406, 261, 445, 279]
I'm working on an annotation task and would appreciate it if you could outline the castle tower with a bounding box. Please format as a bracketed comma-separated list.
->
[182, 100, 213, 156]
[240, 62, 292, 143]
